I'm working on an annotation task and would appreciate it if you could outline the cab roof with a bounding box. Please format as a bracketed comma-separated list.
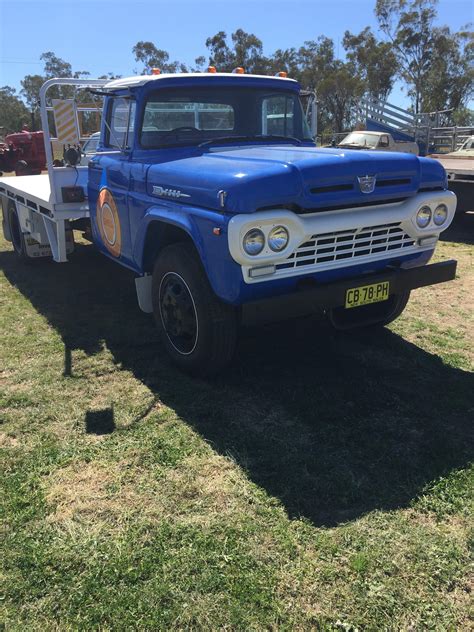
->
[103, 72, 299, 91]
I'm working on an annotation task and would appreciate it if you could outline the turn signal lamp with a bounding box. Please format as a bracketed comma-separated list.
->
[276, 71, 288, 78]
[151, 68, 161, 75]
[208, 65, 217, 73]
[233, 67, 245, 74]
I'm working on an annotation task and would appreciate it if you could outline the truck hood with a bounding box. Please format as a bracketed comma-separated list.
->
[146, 145, 445, 214]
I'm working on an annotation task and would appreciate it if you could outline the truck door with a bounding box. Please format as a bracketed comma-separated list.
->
[88, 96, 136, 267]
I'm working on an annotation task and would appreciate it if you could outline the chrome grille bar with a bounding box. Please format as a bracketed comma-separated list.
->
[275, 223, 417, 273]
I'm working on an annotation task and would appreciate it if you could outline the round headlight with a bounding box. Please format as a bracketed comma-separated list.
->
[268, 225, 289, 252]
[433, 203, 448, 226]
[416, 205, 432, 228]
[243, 228, 265, 255]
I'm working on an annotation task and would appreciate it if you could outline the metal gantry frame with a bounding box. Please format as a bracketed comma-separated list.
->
[0, 78, 110, 262]
[39, 77, 108, 206]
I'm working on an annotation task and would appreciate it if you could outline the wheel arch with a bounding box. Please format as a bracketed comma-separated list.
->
[134, 205, 245, 306]
[140, 217, 201, 274]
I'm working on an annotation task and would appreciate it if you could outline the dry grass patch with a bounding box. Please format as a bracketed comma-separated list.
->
[44, 452, 255, 534]
[162, 454, 254, 525]
[0, 431, 20, 448]
[45, 461, 148, 528]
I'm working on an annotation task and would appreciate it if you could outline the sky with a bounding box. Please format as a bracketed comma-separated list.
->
[0, 0, 473, 110]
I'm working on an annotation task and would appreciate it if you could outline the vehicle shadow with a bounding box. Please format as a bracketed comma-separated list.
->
[1, 243, 472, 527]
[440, 210, 474, 245]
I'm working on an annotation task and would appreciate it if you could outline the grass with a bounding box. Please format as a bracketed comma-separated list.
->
[1, 212, 473, 630]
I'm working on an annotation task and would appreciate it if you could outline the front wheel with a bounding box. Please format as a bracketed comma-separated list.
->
[152, 243, 238, 376]
[328, 291, 411, 330]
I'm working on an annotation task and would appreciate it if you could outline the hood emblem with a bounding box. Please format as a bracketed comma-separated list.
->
[152, 185, 190, 199]
[358, 175, 376, 194]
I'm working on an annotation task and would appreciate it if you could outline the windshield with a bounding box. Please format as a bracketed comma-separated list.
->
[340, 132, 380, 149]
[140, 87, 312, 148]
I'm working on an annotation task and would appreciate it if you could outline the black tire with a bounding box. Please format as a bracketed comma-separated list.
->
[7, 201, 30, 262]
[328, 291, 410, 330]
[15, 160, 29, 176]
[152, 243, 238, 376]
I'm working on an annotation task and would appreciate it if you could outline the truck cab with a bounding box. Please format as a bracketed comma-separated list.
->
[1, 72, 458, 374]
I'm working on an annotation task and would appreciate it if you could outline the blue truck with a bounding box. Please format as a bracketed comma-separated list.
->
[0, 71, 457, 374]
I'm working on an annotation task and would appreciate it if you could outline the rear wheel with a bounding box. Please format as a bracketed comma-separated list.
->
[152, 243, 238, 375]
[328, 291, 410, 330]
[7, 201, 30, 262]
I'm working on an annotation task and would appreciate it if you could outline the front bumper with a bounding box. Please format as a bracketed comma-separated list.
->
[242, 259, 457, 325]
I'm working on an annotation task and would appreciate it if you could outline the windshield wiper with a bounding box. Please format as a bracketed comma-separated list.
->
[198, 134, 302, 148]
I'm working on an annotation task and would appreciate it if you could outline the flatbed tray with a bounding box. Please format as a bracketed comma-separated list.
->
[0, 174, 89, 216]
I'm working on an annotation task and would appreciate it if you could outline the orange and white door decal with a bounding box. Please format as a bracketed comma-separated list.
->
[96, 189, 122, 257]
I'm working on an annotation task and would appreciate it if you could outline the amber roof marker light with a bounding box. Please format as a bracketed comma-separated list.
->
[151, 68, 161, 75]
[275, 71, 288, 78]
[232, 67, 245, 74]
[208, 66, 217, 73]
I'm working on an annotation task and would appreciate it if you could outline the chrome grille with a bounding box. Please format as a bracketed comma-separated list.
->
[276, 222, 416, 273]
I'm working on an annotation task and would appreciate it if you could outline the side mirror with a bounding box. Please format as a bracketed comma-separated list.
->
[303, 90, 318, 139]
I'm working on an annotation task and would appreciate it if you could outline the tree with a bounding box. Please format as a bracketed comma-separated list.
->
[0, 86, 30, 135]
[421, 27, 474, 114]
[98, 73, 122, 81]
[376, 0, 438, 111]
[452, 106, 474, 126]
[280, 37, 364, 134]
[266, 48, 300, 76]
[205, 29, 269, 73]
[20, 52, 91, 129]
[375, 0, 473, 114]
[343, 27, 398, 100]
[205, 31, 235, 71]
[294, 36, 336, 91]
[318, 62, 365, 133]
[231, 29, 268, 73]
[132, 41, 186, 73]
[20, 74, 44, 130]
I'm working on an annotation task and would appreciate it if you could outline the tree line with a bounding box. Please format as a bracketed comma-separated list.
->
[1, 0, 472, 137]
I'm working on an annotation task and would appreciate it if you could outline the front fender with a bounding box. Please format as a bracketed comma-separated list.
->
[132, 203, 245, 304]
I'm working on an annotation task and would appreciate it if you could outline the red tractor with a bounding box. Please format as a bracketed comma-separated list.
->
[0, 128, 46, 176]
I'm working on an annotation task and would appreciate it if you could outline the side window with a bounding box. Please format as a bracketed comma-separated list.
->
[262, 95, 295, 136]
[379, 135, 389, 147]
[107, 98, 136, 149]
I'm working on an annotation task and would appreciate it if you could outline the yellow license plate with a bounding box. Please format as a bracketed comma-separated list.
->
[345, 281, 390, 308]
